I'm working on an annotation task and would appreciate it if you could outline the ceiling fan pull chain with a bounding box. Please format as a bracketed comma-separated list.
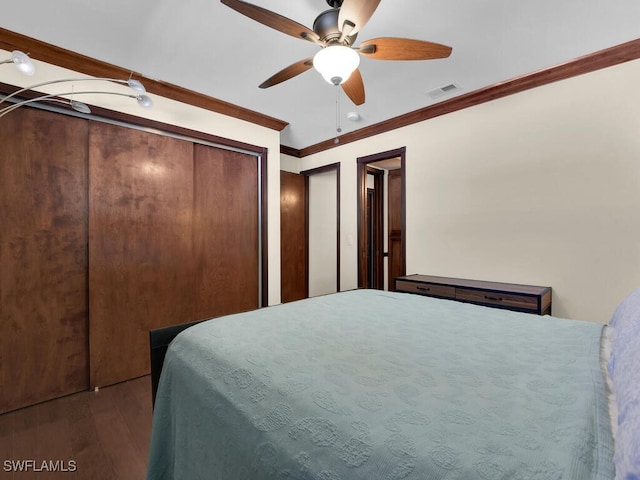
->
[335, 85, 342, 144]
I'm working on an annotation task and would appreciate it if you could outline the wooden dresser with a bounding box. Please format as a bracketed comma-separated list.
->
[395, 274, 552, 315]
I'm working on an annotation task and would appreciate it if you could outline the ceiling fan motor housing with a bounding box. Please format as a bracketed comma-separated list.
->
[313, 8, 357, 45]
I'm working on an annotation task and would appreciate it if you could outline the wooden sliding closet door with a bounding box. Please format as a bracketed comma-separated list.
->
[0, 108, 89, 413]
[89, 123, 195, 388]
[89, 126, 261, 388]
[193, 145, 259, 318]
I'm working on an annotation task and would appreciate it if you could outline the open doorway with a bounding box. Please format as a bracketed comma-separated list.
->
[302, 163, 341, 296]
[365, 166, 384, 289]
[357, 148, 406, 291]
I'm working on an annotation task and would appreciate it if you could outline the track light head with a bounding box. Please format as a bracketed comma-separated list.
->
[70, 100, 92, 114]
[127, 79, 146, 93]
[1, 50, 35, 76]
[136, 94, 153, 108]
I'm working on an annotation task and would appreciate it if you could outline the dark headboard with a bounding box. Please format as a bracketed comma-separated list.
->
[149, 319, 204, 408]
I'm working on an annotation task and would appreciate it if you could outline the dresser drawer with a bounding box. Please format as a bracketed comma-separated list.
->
[455, 288, 537, 312]
[395, 275, 551, 315]
[396, 280, 455, 299]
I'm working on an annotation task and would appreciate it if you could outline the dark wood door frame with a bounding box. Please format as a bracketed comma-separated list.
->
[357, 147, 406, 288]
[301, 162, 341, 293]
[257, 148, 269, 307]
[365, 167, 384, 289]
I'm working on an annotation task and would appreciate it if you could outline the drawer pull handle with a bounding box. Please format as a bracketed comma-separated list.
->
[417, 286, 430, 292]
[484, 295, 503, 302]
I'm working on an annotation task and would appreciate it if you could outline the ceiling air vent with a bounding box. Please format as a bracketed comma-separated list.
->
[427, 83, 461, 100]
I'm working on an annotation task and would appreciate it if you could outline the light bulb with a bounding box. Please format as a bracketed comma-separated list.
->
[70, 100, 92, 114]
[313, 46, 360, 85]
[137, 95, 153, 108]
[11, 50, 35, 76]
[127, 79, 146, 93]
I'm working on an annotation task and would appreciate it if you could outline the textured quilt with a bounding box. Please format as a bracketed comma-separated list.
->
[147, 289, 614, 480]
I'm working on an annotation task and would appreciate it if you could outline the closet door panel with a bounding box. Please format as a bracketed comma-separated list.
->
[193, 145, 259, 319]
[89, 123, 195, 388]
[0, 108, 89, 413]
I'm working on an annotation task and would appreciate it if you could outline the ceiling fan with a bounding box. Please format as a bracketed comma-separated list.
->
[220, 0, 452, 105]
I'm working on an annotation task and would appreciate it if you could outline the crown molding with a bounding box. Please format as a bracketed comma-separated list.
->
[0, 27, 289, 132]
[3, 26, 638, 156]
[280, 145, 302, 157]
[291, 37, 640, 158]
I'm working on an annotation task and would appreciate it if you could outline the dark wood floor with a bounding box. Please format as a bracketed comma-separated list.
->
[0, 376, 152, 480]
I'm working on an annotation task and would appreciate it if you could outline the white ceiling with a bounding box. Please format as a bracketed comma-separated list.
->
[2, 0, 640, 149]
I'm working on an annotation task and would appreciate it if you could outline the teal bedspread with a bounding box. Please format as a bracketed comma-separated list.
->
[147, 289, 614, 480]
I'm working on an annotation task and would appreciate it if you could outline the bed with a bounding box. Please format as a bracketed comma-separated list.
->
[147, 288, 640, 480]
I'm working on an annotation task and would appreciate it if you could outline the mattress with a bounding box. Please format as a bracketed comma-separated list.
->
[147, 289, 614, 480]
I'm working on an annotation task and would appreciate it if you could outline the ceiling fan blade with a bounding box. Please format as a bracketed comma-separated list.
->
[341, 68, 365, 105]
[359, 37, 452, 60]
[259, 58, 314, 89]
[221, 0, 320, 44]
[338, 0, 381, 36]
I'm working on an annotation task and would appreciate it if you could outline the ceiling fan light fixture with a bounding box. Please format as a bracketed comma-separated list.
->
[313, 45, 360, 85]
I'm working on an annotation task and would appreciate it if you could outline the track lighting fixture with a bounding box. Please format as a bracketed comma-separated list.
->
[1, 47, 152, 117]
[0, 76, 152, 118]
[0, 90, 153, 118]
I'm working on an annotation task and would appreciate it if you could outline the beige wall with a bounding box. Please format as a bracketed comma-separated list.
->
[280, 154, 300, 173]
[301, 58, 640, 323]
